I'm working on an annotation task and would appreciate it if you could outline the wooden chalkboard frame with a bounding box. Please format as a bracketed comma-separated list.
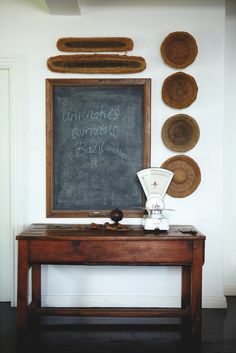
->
[46, 78, 151, 218]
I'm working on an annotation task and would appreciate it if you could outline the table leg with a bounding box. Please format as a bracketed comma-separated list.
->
[16, 240, 29, 330]
[32, 264, 41, 307]
[191, 240, 204, 339]
[181, 265, 191, 334]
[181, 266, 191, 309]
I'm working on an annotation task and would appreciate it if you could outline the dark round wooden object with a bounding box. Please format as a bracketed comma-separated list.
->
[110, 209, 123, 224]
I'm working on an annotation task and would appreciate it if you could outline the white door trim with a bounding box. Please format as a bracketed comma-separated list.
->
[0, 55, 27, 306]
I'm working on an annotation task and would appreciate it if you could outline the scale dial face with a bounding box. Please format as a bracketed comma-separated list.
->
[146, 195, 165, 211]
[137, 168, 174, 198]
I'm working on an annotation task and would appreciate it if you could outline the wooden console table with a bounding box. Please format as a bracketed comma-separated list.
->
[16, 224, 205, 338]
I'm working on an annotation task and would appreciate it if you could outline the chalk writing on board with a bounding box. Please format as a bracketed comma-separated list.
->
[62, 106, 121, 122]
[74, 141, 105, 158]
[71, 125, 119, 139]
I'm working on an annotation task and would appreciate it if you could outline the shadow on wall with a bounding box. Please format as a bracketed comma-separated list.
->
[16, 0, 48, 12]
[82, 0, 224, 9]
[19, 0, 225, 15]
[226, 0, 236, 17]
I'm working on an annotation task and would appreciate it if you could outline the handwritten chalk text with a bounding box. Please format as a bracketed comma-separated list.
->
[62, 106, 121, 123]
[72, 124, 119, 139]
[75, 141, 105, 158]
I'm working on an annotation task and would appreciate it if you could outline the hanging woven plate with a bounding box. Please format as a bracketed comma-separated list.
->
[161, 155, 201, 197]
[162, 72, 198, 108]
[161, 114, 200, 152]
[161, 31, 198, 68]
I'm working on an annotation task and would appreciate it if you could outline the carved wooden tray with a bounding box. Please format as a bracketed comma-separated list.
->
[161, 114, 200, 152]
[162, 72, 198, 108]
[57, 37, 134, 52]
[47, 54, 146, 74]
[161, 31, 198, 68]
[161, 155, 201, 197]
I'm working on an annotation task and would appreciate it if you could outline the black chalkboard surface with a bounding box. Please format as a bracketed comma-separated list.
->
[46, 79, 151, 217]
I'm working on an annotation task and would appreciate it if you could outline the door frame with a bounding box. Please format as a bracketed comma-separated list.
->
[0, 55, 27, 306]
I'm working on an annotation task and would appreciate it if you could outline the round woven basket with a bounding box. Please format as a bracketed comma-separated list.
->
[161, 155, 201, 198]
[161, 114, 200, 152]
[162, 72, 198, 109]
[161, 31, 198, 68]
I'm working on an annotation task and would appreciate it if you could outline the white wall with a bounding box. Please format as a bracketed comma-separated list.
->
[224, 0, 236, 295]
[0, 0, 227, 308]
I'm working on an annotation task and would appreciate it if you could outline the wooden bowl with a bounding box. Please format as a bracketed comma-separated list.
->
[161, 155, 201, 197]
[161, 31, 198, 68]
[161, 114, 200, 152]
[162, 72, 198, 109]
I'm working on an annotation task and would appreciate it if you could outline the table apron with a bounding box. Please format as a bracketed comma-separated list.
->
[28, 239, 193, 264]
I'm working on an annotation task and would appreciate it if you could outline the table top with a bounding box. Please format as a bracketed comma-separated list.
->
[16, 224, 206, 241]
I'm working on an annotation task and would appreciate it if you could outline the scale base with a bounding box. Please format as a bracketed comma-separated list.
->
[143, 216, 169, 231]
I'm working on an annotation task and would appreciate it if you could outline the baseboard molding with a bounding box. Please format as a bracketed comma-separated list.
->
[202, 295, 227, 308]
[41, 294, 227, 309]
[224, 283, 236, 296]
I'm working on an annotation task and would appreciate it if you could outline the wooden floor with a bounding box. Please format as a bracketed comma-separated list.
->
[1, 297, 236, 353]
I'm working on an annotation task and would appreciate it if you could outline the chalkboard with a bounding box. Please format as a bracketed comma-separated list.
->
[46, 79, 151, 218]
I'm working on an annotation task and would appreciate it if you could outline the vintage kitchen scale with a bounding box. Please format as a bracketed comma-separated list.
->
[137, 168, 174, 231]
